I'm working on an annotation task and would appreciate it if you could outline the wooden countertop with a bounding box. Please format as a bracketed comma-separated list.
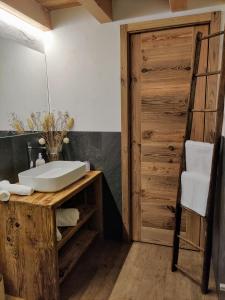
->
[8, 171, 102, 208]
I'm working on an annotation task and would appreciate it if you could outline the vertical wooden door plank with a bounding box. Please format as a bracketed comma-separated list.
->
[121, 25, 131, 241]
[131, 33, 142, 241]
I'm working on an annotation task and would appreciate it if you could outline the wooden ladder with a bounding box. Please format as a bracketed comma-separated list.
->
[171, 29, 225, 294]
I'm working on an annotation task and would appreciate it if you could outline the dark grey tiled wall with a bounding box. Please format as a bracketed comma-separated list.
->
[0, 131, 23, 137]
[63, 132, 122, 240]
[0, 131, 122, 240]
[213, 137, 225, 299]
[0, 133, 38, 182]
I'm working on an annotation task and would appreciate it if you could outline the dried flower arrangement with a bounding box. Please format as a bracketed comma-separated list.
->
[10, 111, 75, 161]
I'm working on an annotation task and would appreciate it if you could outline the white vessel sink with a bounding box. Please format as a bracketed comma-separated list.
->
[18, 161, 87, 192]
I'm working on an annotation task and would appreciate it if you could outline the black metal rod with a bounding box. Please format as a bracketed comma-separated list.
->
[171, 204, 182, 272]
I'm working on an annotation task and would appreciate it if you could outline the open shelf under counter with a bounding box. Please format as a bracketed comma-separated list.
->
[0, 171, 103, 300]
[57, 204, 97, 250]
[58, 228, 98, 284]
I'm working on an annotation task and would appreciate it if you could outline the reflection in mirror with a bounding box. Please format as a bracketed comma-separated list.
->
[0, 32, 49, 137]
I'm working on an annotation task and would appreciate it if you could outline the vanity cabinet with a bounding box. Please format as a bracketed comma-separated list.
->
[0, 171, 103, 300]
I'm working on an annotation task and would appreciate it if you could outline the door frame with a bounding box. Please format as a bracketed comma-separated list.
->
[121, 11, 221, 241]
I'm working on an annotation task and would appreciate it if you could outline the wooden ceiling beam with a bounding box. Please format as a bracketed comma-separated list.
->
[169, 0, 187, 12]
[0, 0, 51, 31]
[37, 0, 81, 11]
[78, 0, 112, 23]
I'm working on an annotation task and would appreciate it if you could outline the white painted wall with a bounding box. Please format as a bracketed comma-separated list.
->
[0, 37, 49, 131]
[45, 8, 120, 132]
[45, 0, 225, 132]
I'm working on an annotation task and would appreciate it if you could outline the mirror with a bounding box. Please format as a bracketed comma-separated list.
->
[0, 22, 49, 138]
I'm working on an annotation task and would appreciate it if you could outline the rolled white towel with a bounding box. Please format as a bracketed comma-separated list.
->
[0, 180, 9, 185]
[56, 228, 62, 242]
[0, 190, 10, 202]
[0, 181, 34, 196]
[181, 171, 210, 217]
[56, 208, 80, 227]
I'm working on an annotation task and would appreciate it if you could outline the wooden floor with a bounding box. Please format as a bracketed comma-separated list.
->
[60, 239, 131, 300]
[61, 240, 218, 300]
[109, 243, 217, 300]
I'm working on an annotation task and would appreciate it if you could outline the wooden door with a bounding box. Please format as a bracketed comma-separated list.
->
[131, 25, 209, 245]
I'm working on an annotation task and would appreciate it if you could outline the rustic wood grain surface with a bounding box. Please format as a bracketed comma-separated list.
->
[9, 171, 101, 208]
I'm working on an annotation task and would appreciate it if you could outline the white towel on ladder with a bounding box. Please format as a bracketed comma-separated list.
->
[181, 171, 210, 217]
[185, 140, 214, 177]
[181, 140, 214, 217]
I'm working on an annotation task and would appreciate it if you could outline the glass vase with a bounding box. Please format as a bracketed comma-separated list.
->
[48, 145, 62, 161]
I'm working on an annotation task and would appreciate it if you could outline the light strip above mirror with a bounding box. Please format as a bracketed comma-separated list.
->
[0, 8, 44, 39]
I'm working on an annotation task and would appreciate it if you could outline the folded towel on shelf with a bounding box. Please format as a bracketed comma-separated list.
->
[0, 190, 10, 202]
[181, 171, 210, 217]
[0, 181, 34, 196]
[56, 228, 62, 242]
[185, 140, 214, 177]
[56, 208, 80, 227]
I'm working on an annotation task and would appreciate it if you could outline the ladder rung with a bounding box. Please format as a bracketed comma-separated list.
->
[178, 235, 204, 252]
[194, 70, 221, 77]
[175, 264, 201, 286]
[200, 30, 225, 40]
[191, 109, 218, 113]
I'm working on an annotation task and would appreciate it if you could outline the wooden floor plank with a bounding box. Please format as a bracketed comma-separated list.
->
[109, 243, 218, 300]
[60, 240, 131, 300]
[60, 240, 217, 300]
